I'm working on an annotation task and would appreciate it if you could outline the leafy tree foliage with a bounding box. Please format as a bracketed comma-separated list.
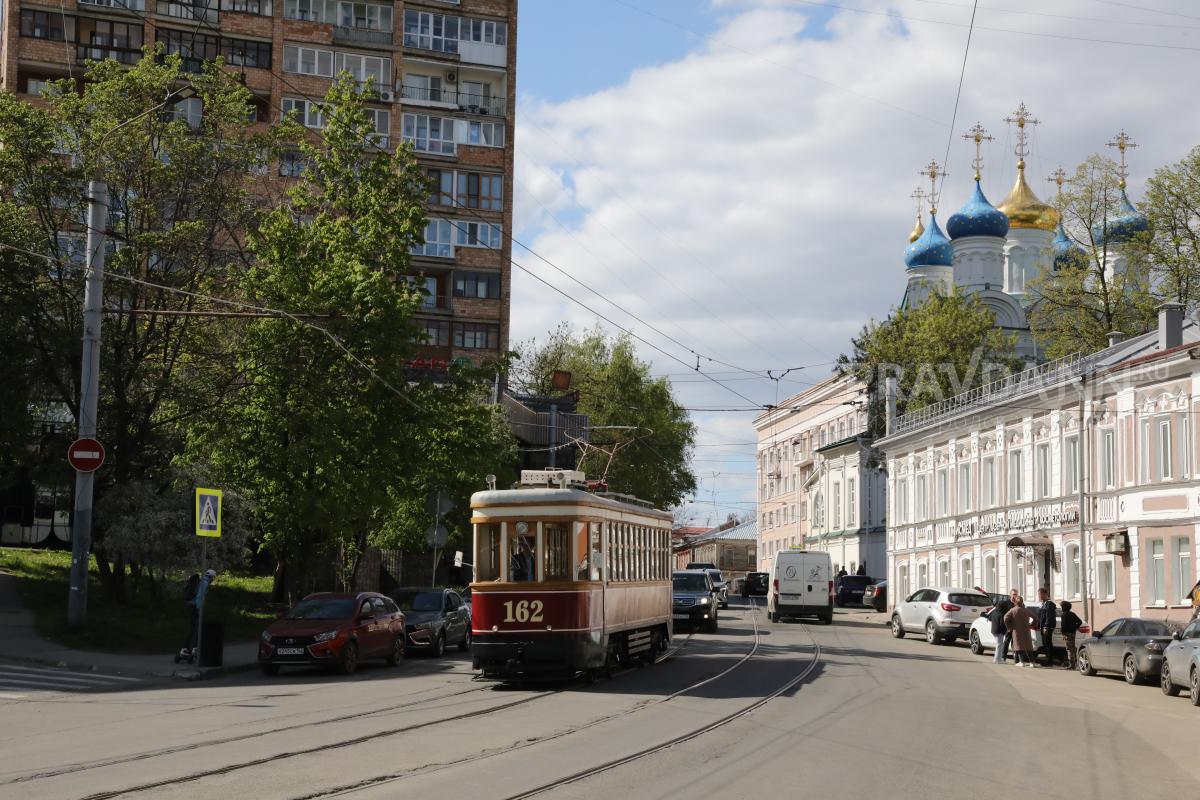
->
[839, 290, 1020, 433]
[514, 325, 696, 509]
[1139, 146, 1200, 308]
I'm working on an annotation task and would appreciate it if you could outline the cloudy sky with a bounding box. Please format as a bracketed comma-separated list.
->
[509, 0, 1200, 525]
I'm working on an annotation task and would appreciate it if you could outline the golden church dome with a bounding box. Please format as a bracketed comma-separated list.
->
[908, 215, 925, 243]
[998, 161, 1060, 232]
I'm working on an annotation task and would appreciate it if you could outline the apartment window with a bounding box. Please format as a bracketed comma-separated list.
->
[412, 219, 453, 258]
[284, 0, 323, 21]
[404, 73, 448, 104]
[1149, 539, 1165, 606]
[364, 107, 390, 147]
[1008, 451, 1025, 503]
[461, 119, 504, 148]
[26, 78, 53, 97]
[221, 0, 272, 15]
[402, 113, 455, 155]
[21, 10, 71, 40]
[1174, 537, 1192, 604]
[456, 221, 501, 249]
[847, 478, 856, 527]
[1101, 429, 1116, 489]
[281, 97, 324, 129]
[935, 469, 948, 517]
[459, 79, 494, 111]
[982, 457, 995, 508]
[427, 169, 454, 206]
[813, 493, 824, 527]
[894, 477, 907, 524]
[984, 553, 997, 593]
[402, 9, 460, 52]
[1064, 436, 1079, 494]
[462, 17, 507, 46]
[158, 30, 219, 72]
[406, 275, 439, 309]
[339, 2, 392, 30]
[938, 560, 950, 587]
[454, 322, 498, 350]
[453, 271, 500, 299]
[800, 501, 807, 520]
[915, 474, 927, 521]
[80, 0, 146, 8]
[1140, 418, 1151, 483]
[832, 483, 841, 529]
[1098, 558, 1115, 600]
[335, 52, 392, 90]
[171, 97, 203, 129]
[222, 37, 271, 69]
[284, 45, 333, 77]
[957, 463, 971, 512]
[278, 151, 308, 178]
[960, 556, 973, 589]
[456, 172, 503, 210]
[1159, 419, 1173, 480]
[418, 318, 449, 346]
[1035, 443, 1051, 499]
[1064, 542, 1081, 600]
[917, 562, 928, 589]
[898, 563, 909, 598]
[1183, 414, 1191, 477]
[79, 18, 145, 64]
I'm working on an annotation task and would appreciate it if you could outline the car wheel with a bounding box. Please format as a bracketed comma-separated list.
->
[925, 620, 939, 645]
[1078, 647, 1097, 676]
[891, 615, 905, 638]
[432, 631, 445, 658]
[387, 636, 405, 666]
[259, 663, 279, 677]
[1191, 667, 1200, 707]
[339, 641, 359, 675]
[1162, 662, 1181, 696]
[969, 630, 984, 656]
[1123, 654, 1141, 685]
[458, 627, 471, 652]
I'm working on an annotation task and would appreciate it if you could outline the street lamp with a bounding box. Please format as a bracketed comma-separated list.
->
[67, 85, 197, 629]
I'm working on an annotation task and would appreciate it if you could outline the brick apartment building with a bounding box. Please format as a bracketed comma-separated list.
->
[3, 0, 517, 366]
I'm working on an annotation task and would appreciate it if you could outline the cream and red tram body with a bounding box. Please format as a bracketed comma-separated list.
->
[469, 470, 673, 678]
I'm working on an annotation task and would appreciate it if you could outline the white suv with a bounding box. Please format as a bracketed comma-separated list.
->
[891, 587, 993, 645]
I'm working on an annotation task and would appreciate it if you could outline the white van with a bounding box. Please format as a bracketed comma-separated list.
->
[767, 550, 833, 624]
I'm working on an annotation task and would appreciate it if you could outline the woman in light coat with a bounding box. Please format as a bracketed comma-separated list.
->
[1003, 597, 1039, 667]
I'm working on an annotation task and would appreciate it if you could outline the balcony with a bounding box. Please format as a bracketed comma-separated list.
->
[77, 43, 142, 65]
[156, 0, 218, 24]
[400, 85, 505, 116]
[79, 0, 145, 10]
[333, 25, 393, 47]
[458, 40, 505, 67]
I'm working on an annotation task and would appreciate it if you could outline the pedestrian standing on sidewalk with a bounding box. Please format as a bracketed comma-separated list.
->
[990, 593, 1014, 664]
[1037, 587, 1058, 667]
[1060, 600, 1082, 670]
[1005, 597, 1039, 667]
[179, 573, 201, 661]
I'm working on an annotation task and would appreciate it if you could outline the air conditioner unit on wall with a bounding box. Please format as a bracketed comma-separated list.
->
[377, 89, 395, 103]
[445, 70, 458, 83]
[1105, 532, 1128, 554]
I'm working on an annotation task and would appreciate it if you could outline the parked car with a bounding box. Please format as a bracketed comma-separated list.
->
[686, 562, 718, 571]
[891, 587, 991, 644]
[834, 575, 874, 607]
[391, 588, 471, 657]
[862, 580, 887, 612]
[742, 571, 770, 598]
[258, 592, 406, 676]
[673, 570, 719, 632]
[1077, 617, 1176, 684]
[968, 609, 1090, 658]
[767, 550, 833, 624]
[705, 569, 729, 608]
[1161, 619, 1200, 705]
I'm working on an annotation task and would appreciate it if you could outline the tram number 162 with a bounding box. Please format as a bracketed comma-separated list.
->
[502, 600, 545, 623]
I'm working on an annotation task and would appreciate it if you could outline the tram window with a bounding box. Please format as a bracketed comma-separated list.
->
[544, 522, 570, 581]
[638, 527, 646, 581]
[590, 522, 603, 580]
[476, 524, 500, 581]
[508, 524, 535, 581]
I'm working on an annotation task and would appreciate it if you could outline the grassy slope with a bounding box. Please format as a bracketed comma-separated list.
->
[0, 547, 274, 653]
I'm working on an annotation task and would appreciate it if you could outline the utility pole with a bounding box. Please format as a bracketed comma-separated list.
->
[67, 178, 108, 629]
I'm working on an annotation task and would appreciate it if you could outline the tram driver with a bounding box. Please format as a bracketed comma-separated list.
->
[510, 536, 535, 581]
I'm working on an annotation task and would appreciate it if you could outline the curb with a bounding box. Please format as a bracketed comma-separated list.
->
[0, 651, 177, 679]
[172, 661, 259, 681]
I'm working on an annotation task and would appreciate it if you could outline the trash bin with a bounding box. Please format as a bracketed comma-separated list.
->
[199, 620, 224, 667]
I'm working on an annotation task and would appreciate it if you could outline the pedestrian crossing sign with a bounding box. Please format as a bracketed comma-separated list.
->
[195, 488, 223, 538]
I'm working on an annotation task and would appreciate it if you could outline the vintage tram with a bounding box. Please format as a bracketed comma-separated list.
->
[469, 469, 673, 679]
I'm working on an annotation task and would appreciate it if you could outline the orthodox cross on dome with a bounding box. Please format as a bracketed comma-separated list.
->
[910, 186, 927, 218]
[963, 122, 993, 182]
[1046, 166, 1068, 201]
[919, 159, 946, 214]
[1004, 102, 1040, 168]
[1106, 130, 1138, 189]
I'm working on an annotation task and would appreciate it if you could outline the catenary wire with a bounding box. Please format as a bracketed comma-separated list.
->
[938, 0, 979, 205]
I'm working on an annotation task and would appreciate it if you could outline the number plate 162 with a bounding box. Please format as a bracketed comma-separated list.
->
[502, 600, 544, 623]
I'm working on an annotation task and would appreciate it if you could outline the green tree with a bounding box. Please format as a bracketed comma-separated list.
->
[1028, 155, 1157, 358]
[1137, 145, 1200, 308]
[514, 325, 697, 509]
[839, 290, 1020, 433]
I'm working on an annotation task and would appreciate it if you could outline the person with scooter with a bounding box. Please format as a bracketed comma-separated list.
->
[176, 569, 216, 663]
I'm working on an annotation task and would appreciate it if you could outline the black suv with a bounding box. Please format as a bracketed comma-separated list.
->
[834, 575, 874, 607]
[742, 571, 769, 597]
[390, 588, 471, 656]
[672, 570, 719, 632]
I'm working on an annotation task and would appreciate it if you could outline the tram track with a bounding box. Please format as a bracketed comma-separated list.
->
[293, 602, 784, 799]
[32, 630, 697, 799]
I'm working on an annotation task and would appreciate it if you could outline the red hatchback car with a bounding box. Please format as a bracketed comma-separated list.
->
[258, 592, 406, 676]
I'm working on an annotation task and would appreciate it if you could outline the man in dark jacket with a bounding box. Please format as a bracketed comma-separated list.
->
[1037, 587, 1057, 666]
[990, 594, 1014, 664]
[1060, 600, 1082, 670]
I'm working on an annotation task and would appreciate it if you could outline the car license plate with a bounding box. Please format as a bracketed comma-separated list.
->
[275, 647, 305, 656]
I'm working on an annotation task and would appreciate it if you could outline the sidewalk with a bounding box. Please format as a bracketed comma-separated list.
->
[0, 570, 259, 680]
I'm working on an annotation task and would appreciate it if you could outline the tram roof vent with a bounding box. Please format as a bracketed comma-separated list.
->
[519, 469, 587, 489]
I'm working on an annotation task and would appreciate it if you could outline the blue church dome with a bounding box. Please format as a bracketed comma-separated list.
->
[904, 212, 953, 268]
[1092, 189, 1148, 246]
[1052, 221, 1086, 270]
[946, 182, 1010, 240]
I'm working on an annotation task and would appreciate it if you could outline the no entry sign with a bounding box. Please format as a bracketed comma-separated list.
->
[67, 438, 105, 472]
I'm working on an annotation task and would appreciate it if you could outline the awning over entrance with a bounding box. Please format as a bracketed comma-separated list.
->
[1007, 534, 1054, 549]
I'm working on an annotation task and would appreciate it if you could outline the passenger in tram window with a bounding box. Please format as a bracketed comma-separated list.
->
[510, 536, 535, 581]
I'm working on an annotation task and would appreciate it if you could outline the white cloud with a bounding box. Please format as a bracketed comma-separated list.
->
[512, 0, 1200, 518]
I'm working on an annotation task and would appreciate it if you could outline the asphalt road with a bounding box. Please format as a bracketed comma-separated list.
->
[2, 601, 1198, 800]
